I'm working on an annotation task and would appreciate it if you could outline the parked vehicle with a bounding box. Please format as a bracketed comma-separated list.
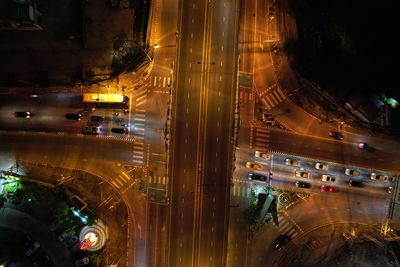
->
[345, 168, 360, 176]
[315, 162, 329, 171]
[295, 170, 309, 178]
[15, 111, 32, 118]
[329, 131, 343, 140]
[273, 235, 291, 250]
[285, 158, 299, 167]
[245, 162, 263, 170]
[111, 127, 128, 134]
[65, 113, 82, 121]
[370, 173, 388, 181]
[295, 181, 311, 188]
[348, 179, 365, 188]
[247, 173, 267, 182]
[255, 151, 270, 159]
[321, 175, 336, 183]
[321, 185, 336, 192]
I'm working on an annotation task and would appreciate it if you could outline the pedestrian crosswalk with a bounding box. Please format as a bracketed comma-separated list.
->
[251, 126, 271, 151]
[146, 75, 172, 88]
[148, 175, 168, 185]
[257, 84, 286, 110]
[239, 89, 254, 104]
[111, 171, 134, 190]
[131, 88, 147, 165]
[232, 184, 252, 198]
[273, 210, 304, 238]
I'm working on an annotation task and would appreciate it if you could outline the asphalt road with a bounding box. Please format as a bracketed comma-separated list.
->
[168, 0, 240, 266]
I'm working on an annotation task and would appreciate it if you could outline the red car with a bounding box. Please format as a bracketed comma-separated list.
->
[321, 185, 336, 192]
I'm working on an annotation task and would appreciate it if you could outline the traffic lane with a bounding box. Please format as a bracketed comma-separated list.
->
[0, 132, 134, 164]
[199, 6, 239, 266]
[268, 128, 400, 172]
[169, 2, 208, 264]
[236, 157, 390, 198]
[271, 154, 395, 184]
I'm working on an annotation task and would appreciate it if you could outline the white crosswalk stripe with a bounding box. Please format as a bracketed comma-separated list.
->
[151, 75, 173, 88]
[273, 213, 302, 238]
[254, 126, 270, 151]
[261, 86, 286, 110]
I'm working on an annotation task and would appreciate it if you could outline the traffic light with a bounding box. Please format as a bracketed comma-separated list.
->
[269, 172, 273, 180]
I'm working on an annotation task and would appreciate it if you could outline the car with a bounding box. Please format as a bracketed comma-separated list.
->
[321, 185, 336, 192]
[83, 125, 100, 135]
[295, 170, 309, 178]
[273, 235, 291, 250]
[262, 114, 276, 124]
[63, 235, 78, 248]
[25, 242, 40, 257]
[245, 162, 263, 170]
[65, 113, 82, 121]
[345, 168, 360, 176]
[285, 158, 299, 166]
[247, 173, 267, 182]
[387, 186, 393, 194]
[111, 127, 128, 134]
[349, 179, 365, 187]
[255, 151, 270, 159]
[315, 162, 329, 171]
[329, 131, 344, 140]
[295, 181, 311, 188]
[358, 142, 368, 149]
[370, 173, 388, 181]
[90, 115, 105, 123]
[75, 257, 90, 267]
[58, 232, 69, 242]
[321, 175, 336, 183]
[15, 111, 32, 118]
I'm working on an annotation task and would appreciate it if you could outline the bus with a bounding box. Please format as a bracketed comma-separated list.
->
[82, 93, 127, 104]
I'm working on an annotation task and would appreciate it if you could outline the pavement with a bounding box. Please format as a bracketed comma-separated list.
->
[0, 207, 74, 267]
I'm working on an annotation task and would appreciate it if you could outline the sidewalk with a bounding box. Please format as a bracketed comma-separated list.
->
[0, 207, 74, 267]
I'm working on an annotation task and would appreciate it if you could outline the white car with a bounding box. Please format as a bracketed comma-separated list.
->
[285, 158, 299, 167]
[25, 242, 40, 257]
[321, 175, 336, 182]
[315, 163, 329, 171]
[370, 173, 388, 181]
[255, 151, 270, 159]
[345, 168, 360, 176]
[295, 170, 309, 178]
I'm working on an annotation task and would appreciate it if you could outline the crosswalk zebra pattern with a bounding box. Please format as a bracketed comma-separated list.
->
[232, 184, 252, 198]
[273, 211, 304, 238]
[148, 175, 168, 185]
[149, 75, 172, 88]
[239, 90, 254, 104]
[111, 171, 133, 189]
[258, 84, 286, 110]
[252, 126, 270, 151]
[131, 88, 147, 165]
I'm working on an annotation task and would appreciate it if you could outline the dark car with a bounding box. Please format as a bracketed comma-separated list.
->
[329, 131, 344, 140]
[295, 181, 311, 188]
[15, 111, 32, 118]
[247, 173, 267, 182]
[273, 235, 291, 250]
[90, 115, 105, 123]
[65, 113, 82, 121]
[111, 127, 128, 134]
[349, 179, 365, 188]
